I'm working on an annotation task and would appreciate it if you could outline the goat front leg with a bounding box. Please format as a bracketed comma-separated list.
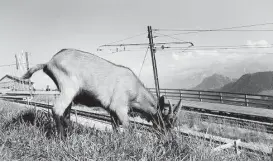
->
[113, 106, 130, 131]
[110, 111, 121, 132]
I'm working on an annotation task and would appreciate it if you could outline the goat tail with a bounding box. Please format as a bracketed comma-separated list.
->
[21, 64, 46, 79]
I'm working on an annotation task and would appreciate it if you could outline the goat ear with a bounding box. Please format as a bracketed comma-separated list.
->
[167, 99, 173, 115]
[173, 99, 182, 115]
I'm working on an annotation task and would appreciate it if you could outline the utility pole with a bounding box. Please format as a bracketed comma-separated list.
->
[98, 26, 193, 100]
[25, 52, 29, 70]
[147, 26, 160, 99]
[24, 52, 32, 95]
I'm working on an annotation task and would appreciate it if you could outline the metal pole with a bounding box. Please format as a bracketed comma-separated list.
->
[25, 52, 32, 96]
[25, 52, 29, 70]
[147, 26, 160, 99]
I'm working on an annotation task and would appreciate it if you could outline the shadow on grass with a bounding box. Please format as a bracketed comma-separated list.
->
[2, 109, 56, 138]
[1, 108, 99, 140]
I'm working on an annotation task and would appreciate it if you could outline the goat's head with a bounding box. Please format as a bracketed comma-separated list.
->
[153, 95, 182, 132]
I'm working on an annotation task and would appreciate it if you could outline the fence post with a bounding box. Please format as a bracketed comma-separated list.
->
[244, 94, 248, 106]
[234, 139, 241, 155]
[220, 92, 223, 103]
[180, 90, 182, 100]
[199, 91, 202, 102]
[270, 148, 273, 161]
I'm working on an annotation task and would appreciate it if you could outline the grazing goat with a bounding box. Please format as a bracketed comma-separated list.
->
[22, 49, 182, 138]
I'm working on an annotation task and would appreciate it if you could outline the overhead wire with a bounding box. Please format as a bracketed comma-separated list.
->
[160, 49, 273, 55]
[138, 47, 150, 78]
[183, 44, 273, 48]
[154, 29, 273, 32]
[0, 63, 16, 68]
[99, 32, 148, 46]
[153, 31, 194, 51]
[153, 31, 187, 42]
[154, 22, 273, 36]
[97, 22, 273, 57]
[161, 46, 273, 51]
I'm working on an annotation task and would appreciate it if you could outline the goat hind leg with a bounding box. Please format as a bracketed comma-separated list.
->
[63, 102, 72, 134]
[52, 93, 75, 139]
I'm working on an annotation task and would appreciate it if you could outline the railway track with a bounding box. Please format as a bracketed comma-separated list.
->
[3, 98, 152, 129]
[2, 98, 273, 157]
[183, 109, 273, 133]
[4, 97, 273, 134]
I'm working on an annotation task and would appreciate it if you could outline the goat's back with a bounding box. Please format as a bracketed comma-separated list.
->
[47, 49, 154, 108]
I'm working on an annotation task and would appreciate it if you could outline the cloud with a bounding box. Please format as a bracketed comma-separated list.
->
[168, 64, 176, 70]
[172, 53, 180, 60]
[246, 40, 271, 48]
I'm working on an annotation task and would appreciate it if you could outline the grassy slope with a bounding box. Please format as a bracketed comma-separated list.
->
[0, 100, 269, 160]
[32, 95, 273, 145]
[178, 111, 273, 145]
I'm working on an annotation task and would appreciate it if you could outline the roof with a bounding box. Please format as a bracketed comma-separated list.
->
[0, 75, 34, 85]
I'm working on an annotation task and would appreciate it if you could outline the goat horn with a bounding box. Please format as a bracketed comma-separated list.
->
[173, 99, 182, 115]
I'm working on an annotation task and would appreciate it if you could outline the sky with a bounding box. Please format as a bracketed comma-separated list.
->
[1, 0, 273, 89]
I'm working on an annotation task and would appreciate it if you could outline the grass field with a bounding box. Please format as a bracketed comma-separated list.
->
[0, 100, 271, 160]
[177, 111, 273, 145]
[31, 95, 273, 145]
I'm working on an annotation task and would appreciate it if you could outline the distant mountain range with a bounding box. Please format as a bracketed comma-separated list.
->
[155, 60, 273, 90]
[192, 74, 234, 91]
[159, 71, 210, 89]
[219, 71, 273, 94]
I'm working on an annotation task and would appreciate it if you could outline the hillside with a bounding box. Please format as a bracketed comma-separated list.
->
[259, 90, 273, 96]
[192, 74, 233, 90]
[220, 71, 273, 94]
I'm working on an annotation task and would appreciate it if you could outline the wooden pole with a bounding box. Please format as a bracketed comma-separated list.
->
[199, 91, 202, 102]
[244, 94, 248, 106]
[147, 26, 160, 100]
[270, 148, 273, 161]
[25, 52, 33, 96]
[220, 92, 223, 103]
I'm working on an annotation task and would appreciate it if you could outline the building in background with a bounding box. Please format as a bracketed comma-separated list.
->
[0, 75, 34, 92]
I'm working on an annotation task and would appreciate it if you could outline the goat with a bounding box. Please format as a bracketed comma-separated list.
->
[21, 48, 182, 138]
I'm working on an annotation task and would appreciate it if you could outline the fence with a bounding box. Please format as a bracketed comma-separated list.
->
[2, 88, 273, 109]
[147, 88, 273, 109]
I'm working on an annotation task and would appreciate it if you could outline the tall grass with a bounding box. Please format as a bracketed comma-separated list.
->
[177, 111, 273, 145]
[0, 100, 269, 160]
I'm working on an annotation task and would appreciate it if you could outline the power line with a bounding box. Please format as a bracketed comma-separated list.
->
[186, 44, 273, 48]
[154, 29, 273, 32]
[0, 63, 16, 68]
[99, 41, 194, 47]
[161, 46, 273, 51]
[154, 22, 273, 36]
[153, 31, 190, 43]
[159, 49, 273, 55]
[138, 47, 149, 78]
[98, 41, 194, 53]
[100, 43, 149, 47]
[0, 62, 30, 68]
[99, 32, 148, 46]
